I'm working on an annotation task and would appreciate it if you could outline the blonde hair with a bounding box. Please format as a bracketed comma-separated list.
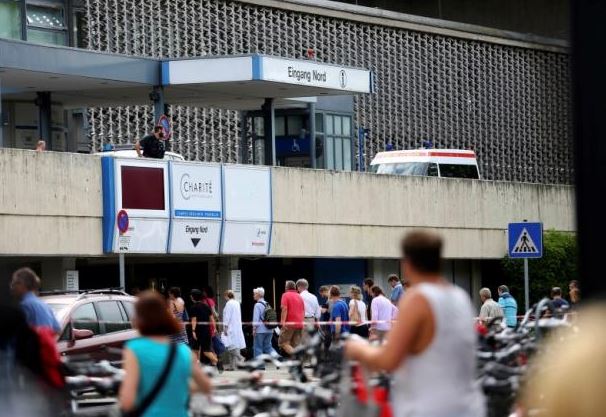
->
[350, 285, 362, 300]
[224, 290, 235, 299]
[521, 305, 606, 417]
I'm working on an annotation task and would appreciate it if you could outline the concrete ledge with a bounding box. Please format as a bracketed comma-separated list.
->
[271, 223, 509, 259]
[237, 0, 568, 53]
[271, 168, 575, 231]
[0, 149, 102, 217]
[0, 149, 575, 258]
[0, 215, 102, 256]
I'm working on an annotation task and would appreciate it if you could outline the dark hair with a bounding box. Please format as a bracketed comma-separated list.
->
[153, 125, 163, 133]
[204, 286, 215, 299]
[135, 291, 180, 336]
[12, 267, 40, 291]
[371, 285, 384, 297]
[169, 287, 181, 298]
[551, 287, 562, 297]
[401, 231, 443, 274]
[387, 274, 400, 283]
[191, 289, 203, 302]
[329, 286, 340, 297]
[363, 278, 374, 287]
[319, 285, 329, 293]
[569, 280, 579, 288]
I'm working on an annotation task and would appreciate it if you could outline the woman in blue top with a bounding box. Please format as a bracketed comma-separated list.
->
[119, 291, 211, 417]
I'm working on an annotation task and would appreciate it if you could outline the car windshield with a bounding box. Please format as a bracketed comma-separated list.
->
[46, 302, 70, 322]
[372, 162, 430, 176]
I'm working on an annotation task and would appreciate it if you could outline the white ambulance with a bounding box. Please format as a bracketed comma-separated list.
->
[369, 149, 480, 179]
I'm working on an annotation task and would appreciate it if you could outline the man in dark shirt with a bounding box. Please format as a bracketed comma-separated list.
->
[190, 289, 220, 369]
[362, 278, 374, 319]
[550, 287, 570, 311]
[135, 126, 165, 158]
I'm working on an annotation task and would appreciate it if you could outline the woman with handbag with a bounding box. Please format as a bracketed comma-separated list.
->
[167, 287, 189, 345]
[348, 286, 369, 338]
[119, 291, 211, 417]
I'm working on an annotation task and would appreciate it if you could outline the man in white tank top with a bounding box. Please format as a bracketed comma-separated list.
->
[345, 231, 485, 417]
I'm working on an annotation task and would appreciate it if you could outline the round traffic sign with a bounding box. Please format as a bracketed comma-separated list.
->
[117, 210, 129, 234]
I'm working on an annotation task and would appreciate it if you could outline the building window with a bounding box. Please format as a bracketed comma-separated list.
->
[324, 114, 353, 171]
[25, 2, 67, 45]
[0, 0, 22, 40]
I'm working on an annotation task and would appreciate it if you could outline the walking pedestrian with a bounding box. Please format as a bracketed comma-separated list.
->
[202, 287, 224, 360]
[478, 288, 503, 325]
[369, 285, 393, 342]
[189, 289, 220, 369]
[0, 303, 63, 417]
[388, 274, 405, 305]
[278, 280, 305, 356]
[346, 231, 485, 417]
[497, 285, 518, 328]
[550, 287, 570, 311]
[296, 278, 321, 343]
[221, 290, 246, 370]
[119, 291, 211, 417]
[569, 280, 581, 307]
[252, 287, 278, 362]
[317, 285, 332, 350]
[348, 285, 369, 338]
[362, 278, 374, 318]
[9, 268, 60, 334]
[168, 287, 189, 345]
[329, 286, 350, 341]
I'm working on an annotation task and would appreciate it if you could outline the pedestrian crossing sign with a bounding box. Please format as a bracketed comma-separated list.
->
[508, 222, 543, 258]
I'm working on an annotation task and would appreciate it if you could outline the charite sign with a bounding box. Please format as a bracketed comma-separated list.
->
[168, 162, 222, 254]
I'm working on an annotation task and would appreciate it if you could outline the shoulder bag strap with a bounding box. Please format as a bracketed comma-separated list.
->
[127, 343, 178, 417]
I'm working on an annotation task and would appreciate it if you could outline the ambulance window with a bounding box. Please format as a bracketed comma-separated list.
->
[427, 163, 439, 177]
[439, 164, 479, 179]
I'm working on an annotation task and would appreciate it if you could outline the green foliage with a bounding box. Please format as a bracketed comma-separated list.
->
[501, 231, 578, 305]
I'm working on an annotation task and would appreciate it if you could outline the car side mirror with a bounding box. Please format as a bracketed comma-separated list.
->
[73, 328, 94, 340]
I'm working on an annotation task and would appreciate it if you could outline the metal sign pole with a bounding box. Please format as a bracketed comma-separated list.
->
[524, 258, 529, 312]
[119, 253, 125, 290]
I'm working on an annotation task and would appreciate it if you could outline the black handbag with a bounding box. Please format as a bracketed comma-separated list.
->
[123, 343, 177, 417]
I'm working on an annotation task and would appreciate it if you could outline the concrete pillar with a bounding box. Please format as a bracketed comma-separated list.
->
[40, 258, 76, 291]
[0, 78, 3, 148]
[216, 256, 239, 314]
[471, 260, 483, 309]
[367, 258, 399, 293]
[239, 111, 248, 164]
[151, 86, 166, 124]
[308, 103, 316, 169]
[36, 92, 52, 149]
[262, 98, 276, 166]
[0, 263, 11, 304]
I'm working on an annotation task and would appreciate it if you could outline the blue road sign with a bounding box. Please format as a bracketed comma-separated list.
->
[508, 222, 543, 258]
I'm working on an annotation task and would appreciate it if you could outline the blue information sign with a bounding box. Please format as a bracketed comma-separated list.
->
[508, 222, 543, 258]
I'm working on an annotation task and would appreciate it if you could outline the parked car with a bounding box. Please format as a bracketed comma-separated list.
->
[41, 289, 138, 361]
[370, 149, 481, 179]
